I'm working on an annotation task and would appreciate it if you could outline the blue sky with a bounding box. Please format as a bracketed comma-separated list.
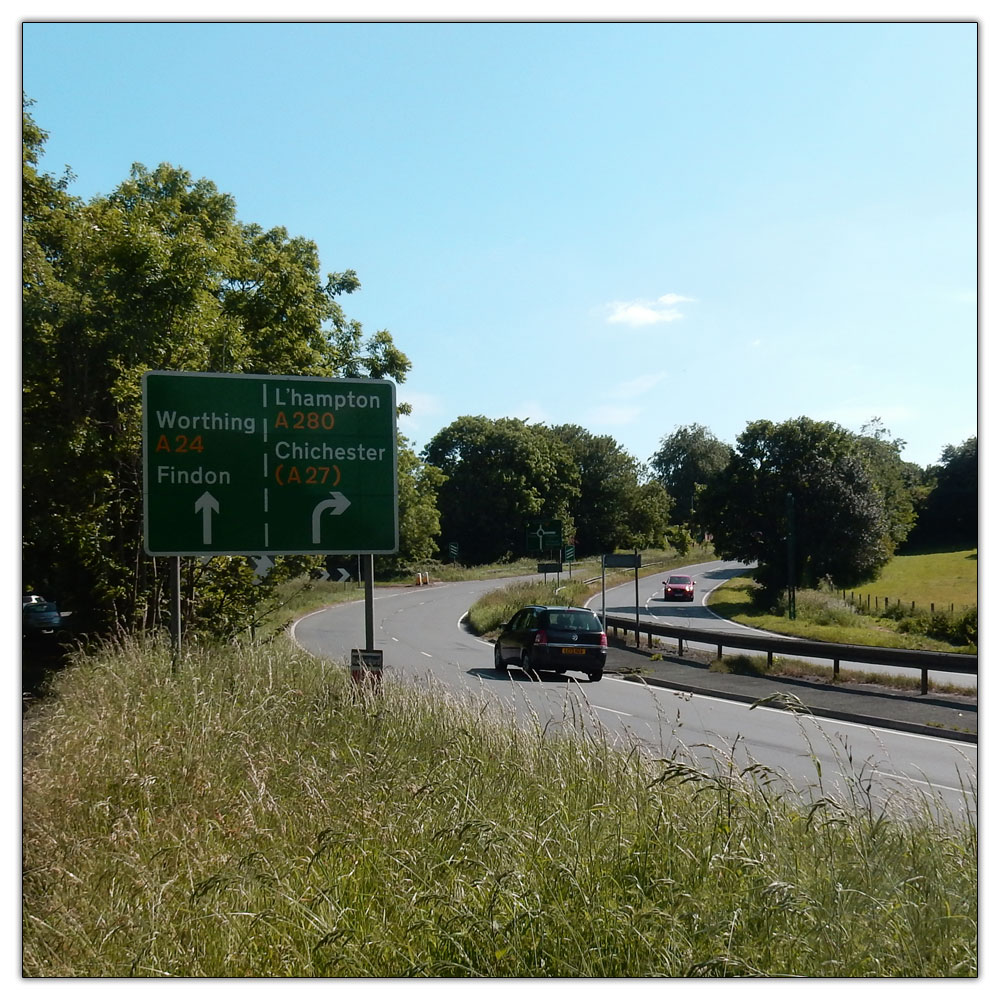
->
[21, 18, 978, 470]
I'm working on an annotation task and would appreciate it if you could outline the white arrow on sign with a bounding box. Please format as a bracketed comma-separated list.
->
[194, 492, 219, 545]
[311, 492, 351, 544]
[336, 567, 351, 583]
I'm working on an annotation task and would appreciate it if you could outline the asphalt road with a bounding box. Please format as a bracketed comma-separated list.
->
[591, 558, 977, 692]
[292, 570, 977, 821]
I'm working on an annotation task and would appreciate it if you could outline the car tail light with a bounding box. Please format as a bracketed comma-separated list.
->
[599, 632, 608, 647]
[533, 629, 549, 646]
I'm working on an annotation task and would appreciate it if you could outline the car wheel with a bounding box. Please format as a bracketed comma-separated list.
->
[494, 643, 507, 672]
[520, 651, 538, 680]
[587, 667, 603, 683]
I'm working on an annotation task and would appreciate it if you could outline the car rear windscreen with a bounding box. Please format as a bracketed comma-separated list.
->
[544, 611, 602, 630]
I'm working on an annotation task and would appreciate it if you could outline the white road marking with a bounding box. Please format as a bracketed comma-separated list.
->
[593, 705, 632, 717]
[871, 768, 973, 795]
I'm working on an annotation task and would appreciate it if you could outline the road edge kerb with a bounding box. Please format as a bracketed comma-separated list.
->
[619, 672, 977, 744]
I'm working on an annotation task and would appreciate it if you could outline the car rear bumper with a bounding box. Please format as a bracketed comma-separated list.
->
[531, 645, 607, 669]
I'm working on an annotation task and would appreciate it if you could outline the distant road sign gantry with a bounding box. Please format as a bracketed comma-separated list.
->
[143, 371, 398, 556]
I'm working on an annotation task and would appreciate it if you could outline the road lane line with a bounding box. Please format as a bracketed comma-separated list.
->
[593, 705, 632, 717]
[871, 768, 974, 795]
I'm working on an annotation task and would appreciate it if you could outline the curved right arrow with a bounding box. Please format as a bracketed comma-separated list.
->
[312, 491, 351, 544]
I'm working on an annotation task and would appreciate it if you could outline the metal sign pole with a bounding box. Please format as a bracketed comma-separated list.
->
[364, 553, 375, 651]
[634, 548, 641, 647]
[601, 555, 606, 631]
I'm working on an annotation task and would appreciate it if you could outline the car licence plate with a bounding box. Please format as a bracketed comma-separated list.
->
[562, 647, 585, 654]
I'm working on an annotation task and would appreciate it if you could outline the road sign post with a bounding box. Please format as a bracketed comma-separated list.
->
[601, 552, 643, 645]
[143, 371, 398, 556]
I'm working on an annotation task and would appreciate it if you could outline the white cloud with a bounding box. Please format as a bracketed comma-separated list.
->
[586, 403, 642, 427]
[606, 293, 696, 327]
[608, 371, 668, 398]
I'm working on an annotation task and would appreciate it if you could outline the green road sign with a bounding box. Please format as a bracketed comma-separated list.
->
[604, 552, 641, 568]
[526, 519, 562, 551]
[143, 371, 398, 555]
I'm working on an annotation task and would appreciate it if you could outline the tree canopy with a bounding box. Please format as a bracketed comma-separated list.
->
[422, 417, 581, 565]
[699, 417, 901, 594]
[905, 436, 977, 550]
[422, 418, 672, 565]
[22, 99, 414, 634]
[649, 423, 732, 527]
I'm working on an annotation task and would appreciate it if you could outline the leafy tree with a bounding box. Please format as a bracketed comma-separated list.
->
[423, 417, 580, 565]
[622, 480, 675, 550]
[22, 101, 411, 634]
[650, 423, 732, 526]
[551, 424, 672, 554]
[379, 437, 446, 573]
[906, 436, 978, 550]
[855, 418, 927, 561]
[700, 417, 893, 595]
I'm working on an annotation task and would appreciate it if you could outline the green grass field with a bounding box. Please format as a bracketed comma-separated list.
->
[22, 636, 976, 977]
[707, 550, 977, 653]
[851, 548, 978, 610]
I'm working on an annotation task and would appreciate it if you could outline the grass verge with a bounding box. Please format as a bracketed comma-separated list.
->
[707, 576, 976, 654]
[23, 636, 976, 977]
[465, 545, 716, 636]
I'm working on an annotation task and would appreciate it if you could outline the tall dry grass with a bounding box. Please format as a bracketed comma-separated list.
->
[23, 636, 977, 977]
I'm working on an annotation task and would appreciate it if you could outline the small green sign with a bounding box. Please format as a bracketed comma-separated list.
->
[526, 519, 562, 551]
[604, 552, 641, 568]
[143, 371, 398, 555]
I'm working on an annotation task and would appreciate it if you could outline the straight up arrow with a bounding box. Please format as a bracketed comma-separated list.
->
[194, 492, 219, 545]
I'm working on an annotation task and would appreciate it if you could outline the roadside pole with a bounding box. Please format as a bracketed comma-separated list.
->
[634, 548, 640, 648]
[363, 553, 375, 651]
[601, 555, 607, 631]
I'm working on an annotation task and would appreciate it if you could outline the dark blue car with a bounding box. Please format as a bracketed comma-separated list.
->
[494, 605, 607, 682]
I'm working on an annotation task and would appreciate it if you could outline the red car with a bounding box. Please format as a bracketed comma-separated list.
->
[663, 574, 695, 602]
